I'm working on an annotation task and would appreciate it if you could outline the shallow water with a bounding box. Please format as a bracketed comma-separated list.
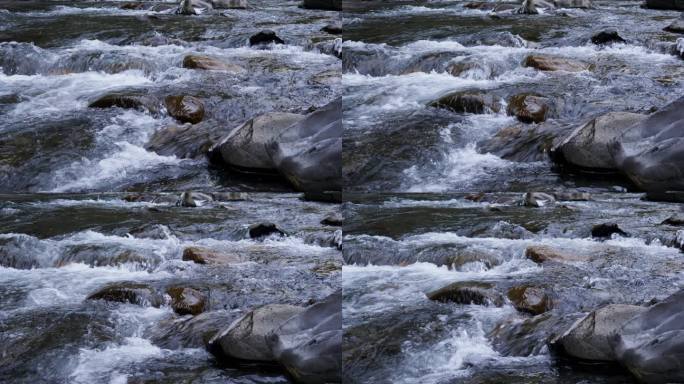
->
[343, 0, 684, 192]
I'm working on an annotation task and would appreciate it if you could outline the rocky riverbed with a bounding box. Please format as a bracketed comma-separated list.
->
[343, 192, 684, 383]
[0, 192, 341, 383]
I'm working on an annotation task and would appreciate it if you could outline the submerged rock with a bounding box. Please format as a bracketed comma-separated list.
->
[212, 112, 305, 172]
[321, 21, 342, 35]
[182, 246, 241, 265]
[182, 55, 245, 73]
[507, 93, 551, 124]
[249, 30, 285, 46]
[523, 192, 556, 207]
[661, 214, 684, 226]
[525, 245, 586, 264]
[591, 29, 626, 45]
[555, 304, 646, 361]
[612, 289, 684, 384]
[429, 91, 501, 114]
[554, 112, 646, 170]
[212, 0, 248, 9]
[591, 222, 628, 239]
[523, 55, 590, 72]
[426, 281, 504, 306]
[209, 304, 305, 361]
[87, 282, 163, 307]
[165, 95, 205, 124]
[507, 285, 552, 315]
[88, 93, 159, 114]
[167, 287, 207, 316]
[610, 96, 684, 193]
[267, 291, 342, 384]
[302, 0, 341, 11]
[178, 191, 213, 207]
[664, 14, 684, 33]
[321, 211, 343, 226]
[145, 123, 216, 159]
[249, 222, 286, 239]
[266, 98, 342, 192]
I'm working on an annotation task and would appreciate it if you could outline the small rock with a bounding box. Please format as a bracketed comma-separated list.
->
[664, 15, 684, 33]
[525, 245, 586, 264]
[523, 192, 556, 207]
[167, 287, 206, 316]
[182, 55, 245, 73]
[88, 93, 159, 114]
[429, 91, 501, 114]
[249, 223, 286, 239]
[591, 222, 628, 239]
[523, 55, 590, 72]
[426, 281, 504, 306]
[87, 282, 163, 307]
[165, 95, 204, 124]
[249, 30, 285, 46]
[209, 304, 305, 361]
[591, 29, 626, 45]
[507, 93, 552, 124]
[321, 21, 342, 35]
[177, 191, 213, 207]
[507, 285, 552, 315]
[321, 212, 343, 226]
[661, 214, 684, 226]
[555, 304, 646, 361]
[182, 247, 241, 265]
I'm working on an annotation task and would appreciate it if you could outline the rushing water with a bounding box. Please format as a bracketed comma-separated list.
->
[343, 0, 683, 192]
[0, 193, 341, 383]
[0, 0, 340, 192]
[343, 192, 684, 383]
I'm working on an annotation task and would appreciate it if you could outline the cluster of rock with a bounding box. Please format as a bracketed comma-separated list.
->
[208, 291, 342, 384]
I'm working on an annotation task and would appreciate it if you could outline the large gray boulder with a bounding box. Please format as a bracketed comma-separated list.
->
[555, 304, 646, 361]
[556, 112, 646, 170]
[213, 112, 305, 172]
[612, 290, 684, 384]
[267, 291, 342, 384]
[610, 96, 684, 192]
[266, 98, 341, 192]
[209, 304, 305, 361]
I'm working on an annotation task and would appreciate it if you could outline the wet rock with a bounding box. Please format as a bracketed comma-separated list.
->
[471, 221, 533, 240]
[591, 29, 626, 45]
[266, 98, 342, 192]
[591, 222, 628, 238]
[182, 246, 241, 265]
[88, 93, 159, 114]
[554, 112, 646, 170]
[167, 287, 206, 316]
[177, 191, 213, 207]
[523, 192, 556, 207]
[212, 112, 305, 172]
[182, 55, 245, 73]
[553, 0, 592, 8]
[87, 282, 163, 307]
[523, 55, 590, 72]
[525, 245, 586, 264]
[145, 123, 216, 159]
[553, 192, 591, 201]
[478, 122, 568, 162]
[612, 289, 684, 384]
[661, 213, 684, 226]
[302, 0, 341, 11]
[321, 211, 343, 226]
[516, 0, 539, 14]
[209, 304, 305, 361]
[426, 281, 504, 306]
[664, 14, 684, 33]
[491, 312, 583, 356]
[212, 0, 248, 9]
[464, 2, 519, 12]
[507, 285, 552, 315]
[248, 222, 286, 239]
[321, 21, 342, 35]
[429, 91, 501, 114]
[506, 93, 551, 124]
[249, 30, 285, 46]
[150, 310, 237, 349]
[177, 0, 213, 14]
[314, 38, 342, 59]
[555, 304, 646, 361]
[128, 224, 170, 240]
[644, 0, 684, 10]
[267, 291, 342, 384]
[120, 2, 146, 10]
[610, 96, 684, 193]
[303, 230, 342, 249]
[164, 95, 204, 124]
